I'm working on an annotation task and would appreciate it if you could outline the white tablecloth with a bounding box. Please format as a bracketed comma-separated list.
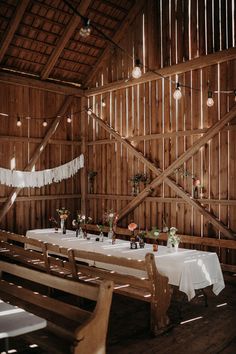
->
[0, 299, 46, 339]
[26, 228, 225, 301]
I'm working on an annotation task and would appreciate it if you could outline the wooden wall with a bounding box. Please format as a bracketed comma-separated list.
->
[0, 0, 235, 269]
[0, 84, 82, 235]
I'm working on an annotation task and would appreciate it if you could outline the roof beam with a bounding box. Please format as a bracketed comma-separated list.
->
[88, 106, 236, 239]
[41, 0, 92, 80]
[0, 0, 30, 63]
[0, 71, 83, 96]
[0, 96, 74, 223]
[85, 0, 145, 87]
[85, 47, 236, 95]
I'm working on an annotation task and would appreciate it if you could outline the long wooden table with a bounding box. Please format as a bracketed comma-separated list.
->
[26, 228, 225, 301]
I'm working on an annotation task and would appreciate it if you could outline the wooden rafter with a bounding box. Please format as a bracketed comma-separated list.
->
[85, 47, 236, 95]
[0, 0, 30, 63]
[88, 106, 236, 239]
[0, 96, 74, 223]
[41, 1, 92, 80]
[85, 0, 146, 87]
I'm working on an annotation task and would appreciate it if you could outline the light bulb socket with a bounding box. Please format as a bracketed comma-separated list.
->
[208, 90, 213, 98]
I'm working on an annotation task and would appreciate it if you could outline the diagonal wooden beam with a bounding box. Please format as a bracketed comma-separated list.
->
[0, 72, 84, 96]
[0, 0, 30, 63]
[85, 0, 146, 87]
[88, 106, 236, 239]
[41, 1, 92, 80]
[0, 96, 74, 223]
[85, 47, 236, 95]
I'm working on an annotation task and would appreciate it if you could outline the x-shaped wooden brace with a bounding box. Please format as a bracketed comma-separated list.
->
[88, 104, 236, 240]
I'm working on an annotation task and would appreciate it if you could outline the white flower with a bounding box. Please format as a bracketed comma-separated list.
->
[81, 215, 86, 220]
[109, 213, 114, 218]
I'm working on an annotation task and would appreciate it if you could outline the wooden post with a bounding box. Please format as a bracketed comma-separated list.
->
[0, 96, 74, 223]
[81, 97, 88, 215]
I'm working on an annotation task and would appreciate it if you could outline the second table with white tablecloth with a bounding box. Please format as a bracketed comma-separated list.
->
[26, 228, 225, 301]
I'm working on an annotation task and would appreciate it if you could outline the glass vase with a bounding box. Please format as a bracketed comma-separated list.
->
[108, 228, 113, 239]
[60, 219, 66, 234]
[174, 243, 179, 252]
[99, 232, 104, 242]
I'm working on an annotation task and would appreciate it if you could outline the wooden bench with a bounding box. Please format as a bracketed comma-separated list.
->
[0, 229, 172, 335]
[0, 230, 72, 277]
[65, 248, 171, 336]
[0, 260, 113, 354]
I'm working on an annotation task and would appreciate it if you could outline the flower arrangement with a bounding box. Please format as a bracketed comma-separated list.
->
[104, 210, 118, 229]
[97, 224, 104, 233]
[128, 222, 138, 233]
[167, 227, 180, 246]
[49, 216, 58, 227]
[73, 212, 92, 226]
[138, 230, 146, 239]
[151, 226, 161, 238]
[56, 207, 70, 220]
[88, 171, 97, 180]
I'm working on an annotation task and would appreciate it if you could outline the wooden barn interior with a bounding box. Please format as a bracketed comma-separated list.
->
[0, 0, 236, 353]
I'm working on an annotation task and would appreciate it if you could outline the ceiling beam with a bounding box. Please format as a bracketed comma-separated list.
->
[85, 47, 236, 95]
[88, 106, 236, 240]
[0, 71, 83, 96]
[84, 0, 146, 87]
[0, 0, 30, 63]
[40, 0, 92, 80]
[0, 96, 74, 223]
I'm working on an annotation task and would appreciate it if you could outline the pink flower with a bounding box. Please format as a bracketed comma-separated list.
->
[193, 179, 201, 187]
[128, 223, 138, 232]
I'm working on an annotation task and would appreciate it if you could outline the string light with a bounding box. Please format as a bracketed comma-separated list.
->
[87, 108, 93, 115]
[16, 116, 22, 127]
[173, 83, 182, 100]
[132, 59, 142, 79]
[79, 18, 92, 37]
[42, 119, 48, 127]
[206, 91, 214, 107]
[67, 115, 72, 123]
[234, 90, 236, 102]
[101, 100, 106, 107]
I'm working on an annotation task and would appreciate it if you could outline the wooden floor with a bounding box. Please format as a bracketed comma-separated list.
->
[1, 280, 235, 354]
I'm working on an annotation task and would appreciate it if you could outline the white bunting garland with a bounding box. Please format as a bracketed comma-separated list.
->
[0, 154, 84, 188]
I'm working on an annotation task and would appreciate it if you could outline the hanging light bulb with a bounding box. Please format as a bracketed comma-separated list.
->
[67, 115, 72, 123]
[79, 18, 91, 37]
[87, 108, 93, 115]
[16, 116, 22, 127]
[101, 100, 106, 107]
[207, 91, 214, 107]
[234, 90, 236, 102]
[173, 82, 182, 100]
[42, 119, 48, 127]
[132, 59, 142, 79]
